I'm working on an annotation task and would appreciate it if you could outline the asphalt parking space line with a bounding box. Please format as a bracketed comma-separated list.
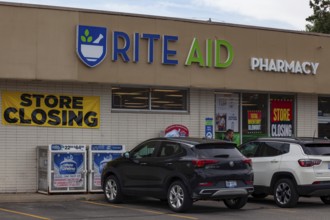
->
[258, 207, 297, 214]
[84, 201, 124, 209]
[83, 201, 198, 220]
[0, 207, 50, 220]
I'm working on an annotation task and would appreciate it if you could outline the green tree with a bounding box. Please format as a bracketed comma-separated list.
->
[306, 0, 330, 33]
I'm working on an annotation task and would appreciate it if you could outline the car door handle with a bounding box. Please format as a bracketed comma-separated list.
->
[270, 160, 279, 163]
[140, 162, 147, 165]
[166, 163, 173, 166]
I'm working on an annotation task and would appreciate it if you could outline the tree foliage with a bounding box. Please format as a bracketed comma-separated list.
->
[306, 0, 330, 33]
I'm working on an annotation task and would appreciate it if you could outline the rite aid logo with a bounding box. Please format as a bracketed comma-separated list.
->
[76, 25, 107, 67]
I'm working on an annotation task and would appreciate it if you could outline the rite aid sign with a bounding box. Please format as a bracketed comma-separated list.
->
[76, 25, 234, 69]
[76, 25, 107, 67]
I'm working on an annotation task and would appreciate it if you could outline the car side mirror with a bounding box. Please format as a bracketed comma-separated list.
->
[123, 152, 130, 159]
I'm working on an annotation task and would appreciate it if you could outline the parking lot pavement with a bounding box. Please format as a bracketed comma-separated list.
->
[0, 196, 330, 220]
[0, 192, 104, 203]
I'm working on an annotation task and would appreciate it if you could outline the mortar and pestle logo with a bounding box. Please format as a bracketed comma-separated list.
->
[76, 25, 107, 67]
[80, 29, 104, 62]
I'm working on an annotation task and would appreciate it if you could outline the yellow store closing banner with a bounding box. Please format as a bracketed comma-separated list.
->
[2, 91, 100, 128]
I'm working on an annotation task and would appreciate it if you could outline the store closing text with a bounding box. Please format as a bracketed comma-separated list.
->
[2, 91, 100, 128]
[271, 124, 292, 137]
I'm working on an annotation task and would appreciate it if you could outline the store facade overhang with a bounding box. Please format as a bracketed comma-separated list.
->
[0, 3, 328, 94]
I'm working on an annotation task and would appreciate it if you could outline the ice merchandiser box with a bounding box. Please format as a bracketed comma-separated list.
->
[37, 144, 87, 194]
[88, 145, 125, 192]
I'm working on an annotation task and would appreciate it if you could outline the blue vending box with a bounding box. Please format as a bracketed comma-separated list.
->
[88, 145, 125, 192]
[49, 144, 87, 193]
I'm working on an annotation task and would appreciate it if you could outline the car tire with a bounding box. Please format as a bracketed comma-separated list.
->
[104, 175, 124, 204]
[273, 178, 299, 208]
[167, 181, 192, 212]
[251, 193, 268, 199]
[320, 196, 330, 204]
[223, 196, 248, 209]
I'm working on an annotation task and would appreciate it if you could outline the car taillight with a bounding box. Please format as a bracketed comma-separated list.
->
[245, 180, 253, 185]
[243, 158, 252, 167]
[198, 182, 214, 187]
[298, 159, 322, 167]
[192, 159, 218, 168]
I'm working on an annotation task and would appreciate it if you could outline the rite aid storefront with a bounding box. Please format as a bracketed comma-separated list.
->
[0, 3, 329, 192]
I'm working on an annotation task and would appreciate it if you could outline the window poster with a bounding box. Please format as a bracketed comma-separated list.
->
[270, 99, 293, 137]
[215, 93, 239, 132]
[247, 110, 262, 133]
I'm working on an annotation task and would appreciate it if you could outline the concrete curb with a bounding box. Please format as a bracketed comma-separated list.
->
[0, 193, 104, 203]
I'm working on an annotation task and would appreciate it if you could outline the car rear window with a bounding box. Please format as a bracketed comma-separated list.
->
[194, 143, 243, 158]
[303, 143, 330, 156]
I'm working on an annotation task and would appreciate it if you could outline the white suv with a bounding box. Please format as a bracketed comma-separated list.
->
[239, 137, 330, 208]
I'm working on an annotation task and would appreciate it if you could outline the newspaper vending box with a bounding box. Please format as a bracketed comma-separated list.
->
[88, 144, 125, 192]
[37, 144, 87, 194]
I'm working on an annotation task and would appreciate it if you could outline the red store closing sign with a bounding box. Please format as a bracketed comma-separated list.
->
[270, 99, 293, 137]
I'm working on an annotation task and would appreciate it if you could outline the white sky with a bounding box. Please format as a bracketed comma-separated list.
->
[0, 0, 313, 30]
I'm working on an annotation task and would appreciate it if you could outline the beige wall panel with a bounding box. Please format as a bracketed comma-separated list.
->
[220, 27, 258, 90]
[0, 6, 37, 79]
[314, 36, 330, 94]
[36, 9, 79, 80]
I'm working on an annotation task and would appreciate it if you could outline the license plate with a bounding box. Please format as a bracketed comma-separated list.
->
[226, 180, 237, 188]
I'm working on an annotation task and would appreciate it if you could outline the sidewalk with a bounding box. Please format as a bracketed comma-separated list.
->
[0, 192, 104, 203]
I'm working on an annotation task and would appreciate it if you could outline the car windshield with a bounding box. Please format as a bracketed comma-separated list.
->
[303, 143, 330, 155]
[194, 143, 242, 158]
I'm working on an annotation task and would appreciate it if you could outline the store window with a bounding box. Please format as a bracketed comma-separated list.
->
[151, 89, 188, 111]
[215, 92, 295, 144]
[215, 92, 240, 144]
[112, 87, 149, 110]
[112, 87, 188, 111]
[318, 96, 330, 138]
[242, 93, 268, 143]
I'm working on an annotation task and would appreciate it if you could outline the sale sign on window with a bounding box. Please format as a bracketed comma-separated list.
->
[271, 99, 293, 137]
[247, 110, 262, 133]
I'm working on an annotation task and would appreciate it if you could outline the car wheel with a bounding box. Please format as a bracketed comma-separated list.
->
[167, 181, 192, 212]
[223, 196, 248, 209]
[320, 196, 330, 204]
[273, 178, 299, 208]
[104, 175, 123, 203]
[251, 193, 268, 199]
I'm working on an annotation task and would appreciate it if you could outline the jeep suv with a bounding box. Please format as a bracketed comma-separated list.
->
[101, 137, 254, 212]
[239, 137, 330, 208]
